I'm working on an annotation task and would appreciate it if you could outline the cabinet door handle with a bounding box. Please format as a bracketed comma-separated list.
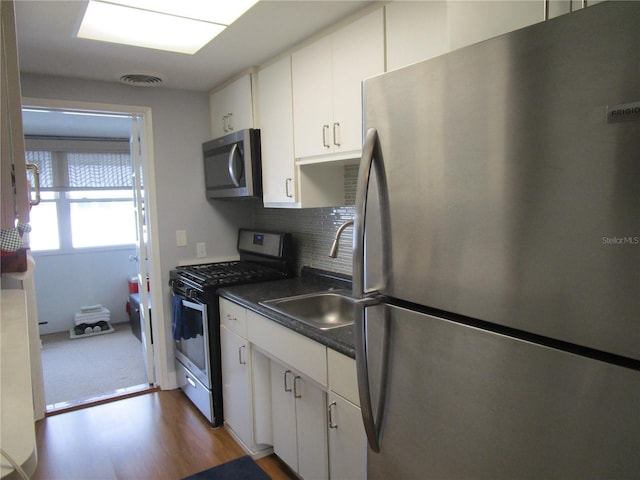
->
[223, 115, 228, 133]
[227, 112, 234, 131]
[328, 401, 338, 428]
[284, 369, 292, 392]
[293, 375, 302, 398]
[285, 178, 293, 198]
[333, 122, 341, 147]
[186, 374, 196, 389]
[322, 124, 330, 148]
[226, 313, 236, 321]
[238, 345, 246, 365]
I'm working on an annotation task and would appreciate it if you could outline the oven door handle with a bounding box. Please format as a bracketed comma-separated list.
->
[182, 298, 205, 312]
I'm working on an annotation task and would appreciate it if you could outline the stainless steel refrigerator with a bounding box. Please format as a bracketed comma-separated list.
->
[353, 2, 639, 479]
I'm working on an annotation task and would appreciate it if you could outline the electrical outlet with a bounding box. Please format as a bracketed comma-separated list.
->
[196, 242, 207, 258]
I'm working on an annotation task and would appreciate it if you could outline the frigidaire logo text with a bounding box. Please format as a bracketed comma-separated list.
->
[610, 106, 640, 117]
[607, 101, 640, 123]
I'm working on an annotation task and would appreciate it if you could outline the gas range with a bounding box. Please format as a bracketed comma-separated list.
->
[169, 229, 294, 301]
[169, 229, 294, 427]
[171, 260, 289, 299]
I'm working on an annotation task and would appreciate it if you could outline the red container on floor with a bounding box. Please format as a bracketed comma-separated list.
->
[128, 276, 139, 294]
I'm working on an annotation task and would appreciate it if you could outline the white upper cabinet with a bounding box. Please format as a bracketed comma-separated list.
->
[292, 8, 384, 162]
[447, 0, 543, 51]
[292, 35, 333, 159]
[385, 1, 450, 72]
[386, 1, 545, 72]
[546, 0, 596, 19]
[258, 56, 351, 209]
[209, 73, 254, 139]
[257, 56, 297, 206]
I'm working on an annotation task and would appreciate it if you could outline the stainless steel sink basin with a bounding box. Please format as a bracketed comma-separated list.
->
[259, 290, 355, 330]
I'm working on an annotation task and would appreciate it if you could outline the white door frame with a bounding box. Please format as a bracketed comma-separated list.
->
[22, 97, 169, 412]
[130, 115, 154, 384]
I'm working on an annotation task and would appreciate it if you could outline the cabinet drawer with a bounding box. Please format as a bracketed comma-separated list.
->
[328, 349, 359, 406]
[220, 298, 248, 338]
[247, 311, 327, 387]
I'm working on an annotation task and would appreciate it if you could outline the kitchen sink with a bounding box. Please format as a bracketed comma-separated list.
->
[259, 290, 356, 330]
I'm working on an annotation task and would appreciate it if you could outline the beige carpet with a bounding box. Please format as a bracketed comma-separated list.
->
[40, 322, 148, 406]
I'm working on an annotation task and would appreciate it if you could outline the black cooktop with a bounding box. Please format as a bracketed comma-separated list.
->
[169, 229, 294, 299]
[175, 260, 287, 288]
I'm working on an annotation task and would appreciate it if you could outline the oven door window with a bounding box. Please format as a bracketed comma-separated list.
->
[204, 143, 246, 190]
[174, 297, 210, 388]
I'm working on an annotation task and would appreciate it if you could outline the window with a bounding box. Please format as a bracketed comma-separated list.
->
[26, 138, 137, 252]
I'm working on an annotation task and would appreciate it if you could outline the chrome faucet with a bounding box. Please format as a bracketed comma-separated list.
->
[328, 220, 354, 258]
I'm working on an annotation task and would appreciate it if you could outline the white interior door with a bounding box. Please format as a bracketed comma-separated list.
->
[131, 116, 154, 384]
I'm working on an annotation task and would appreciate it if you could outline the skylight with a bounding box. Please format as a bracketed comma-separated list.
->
[77, 0, 259, 55]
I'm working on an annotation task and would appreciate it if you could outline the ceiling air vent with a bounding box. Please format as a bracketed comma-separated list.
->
[120, 74, 164, 87]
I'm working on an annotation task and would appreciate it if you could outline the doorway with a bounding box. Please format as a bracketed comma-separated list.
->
[22, 101, 158, 412]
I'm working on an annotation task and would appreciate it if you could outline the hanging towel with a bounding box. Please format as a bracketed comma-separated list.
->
[172, 295, 203, 340]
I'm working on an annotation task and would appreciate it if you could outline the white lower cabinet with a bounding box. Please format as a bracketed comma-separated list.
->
[327, 349, 367, 480]
[221, 299, 366, 476]
[220, 325, 252, 447]
[270, 360, 328, 479]
[328, 392, 367, 480]
[220, 324, 271, 456]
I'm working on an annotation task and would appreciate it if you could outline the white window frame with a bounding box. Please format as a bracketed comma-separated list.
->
[26, 137, 136, 255]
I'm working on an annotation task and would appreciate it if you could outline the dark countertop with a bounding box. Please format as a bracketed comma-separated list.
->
[217, 268, 355, 358]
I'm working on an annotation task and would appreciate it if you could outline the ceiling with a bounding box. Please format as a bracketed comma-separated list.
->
[14, 0, 376, 93]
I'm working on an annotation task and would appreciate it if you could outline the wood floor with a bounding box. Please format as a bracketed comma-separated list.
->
[31, 389, 297, 480]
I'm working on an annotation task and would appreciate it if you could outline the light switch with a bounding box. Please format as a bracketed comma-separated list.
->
[176, 230, 187, 247]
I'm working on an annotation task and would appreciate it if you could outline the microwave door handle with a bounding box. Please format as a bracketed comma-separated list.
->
[228, 143, 242, 187]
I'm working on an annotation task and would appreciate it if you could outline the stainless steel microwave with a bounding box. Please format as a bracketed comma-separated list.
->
[203, 128, 262, 200]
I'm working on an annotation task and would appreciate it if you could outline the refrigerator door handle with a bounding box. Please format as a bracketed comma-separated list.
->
[354, 127, 386, 295]
[354, 127, 391, 453]
[355, 296, 390, 454]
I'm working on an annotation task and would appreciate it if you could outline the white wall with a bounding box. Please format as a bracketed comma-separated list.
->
[33, 248, 137, 334]
[20, 73, 254, 387]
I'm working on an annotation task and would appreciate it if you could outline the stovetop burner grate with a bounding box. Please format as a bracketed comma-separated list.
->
[174, 261, 287, 290]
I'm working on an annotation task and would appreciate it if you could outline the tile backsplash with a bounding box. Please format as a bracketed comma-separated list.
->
[252, 165, 358, 276]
